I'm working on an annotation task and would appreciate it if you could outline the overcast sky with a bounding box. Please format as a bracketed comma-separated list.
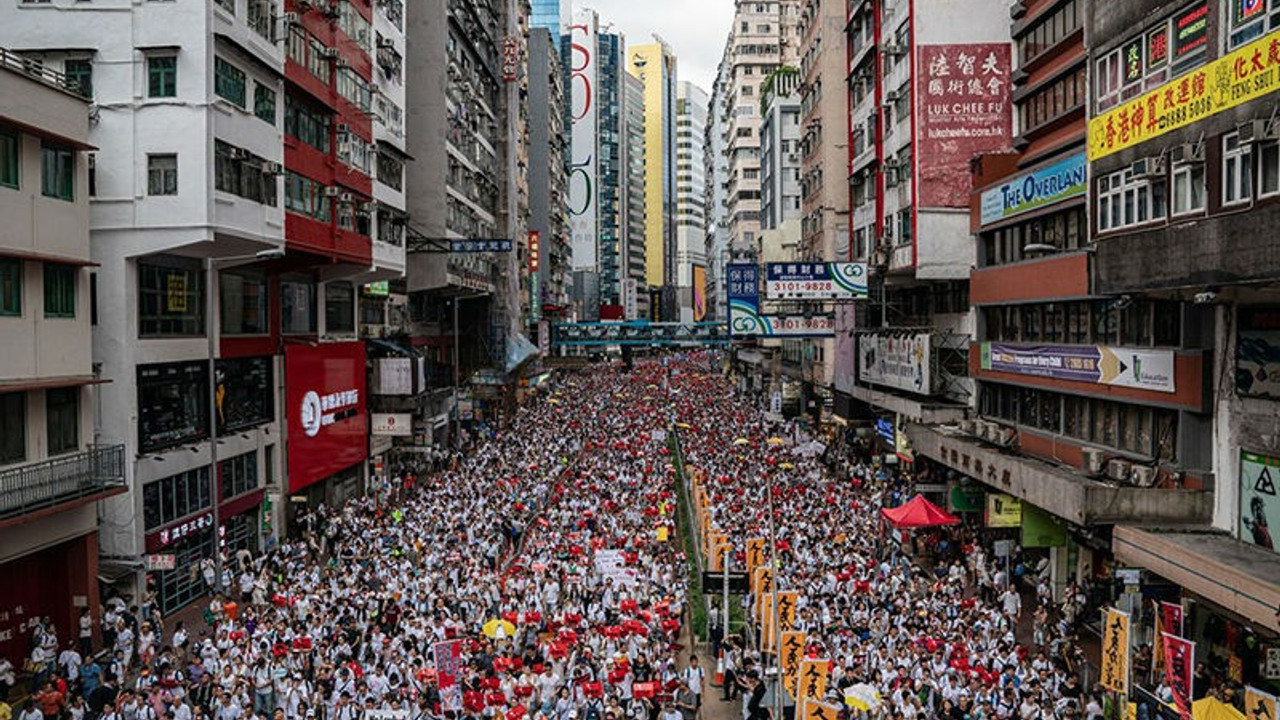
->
[583, 1, 734, 92]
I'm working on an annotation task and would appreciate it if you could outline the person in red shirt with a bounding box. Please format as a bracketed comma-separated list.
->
[33, 681, 64, 720]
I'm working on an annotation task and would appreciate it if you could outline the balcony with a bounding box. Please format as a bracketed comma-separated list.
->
[0, 445, 127, 522]
[908, 424, 1211, 526]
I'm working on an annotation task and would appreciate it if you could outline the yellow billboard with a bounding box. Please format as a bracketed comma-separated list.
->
[1089, 27, 1280, 160]
[693, 265, 708, 321]
[1101, 608, 1130, 694]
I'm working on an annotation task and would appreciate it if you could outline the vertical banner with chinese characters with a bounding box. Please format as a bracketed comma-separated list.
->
[434, 639, 463, 711]
[1100, 608, 1130, 694]
[1162, 632, 1195, 720]
[798, 658, 829, 702]
[917, 44, 1012, 207]
[1245, 686, 1277, 720]
[780, 631, 806, 698]
[1155, 601, 1184, 673]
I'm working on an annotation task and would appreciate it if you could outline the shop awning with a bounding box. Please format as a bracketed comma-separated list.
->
[1113, 525, 1280, 630]
[881, 494, 960, 528]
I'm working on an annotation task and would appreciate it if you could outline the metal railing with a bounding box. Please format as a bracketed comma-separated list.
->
[0, 46, 84, 96]
[0, 445, 127, 520]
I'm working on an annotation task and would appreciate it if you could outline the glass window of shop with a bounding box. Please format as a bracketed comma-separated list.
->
[222, 510, 258, 556]
[219, 451, 259, 500]
[214, 356, 273, 433]
[143, 467, 212, 532]
[982, 206, 1086, 267]
[153, 527, 214, 614]
[220, 269, 269, 335]
[138, 361, 209, 453]
[982, 299, 1182, 347]
[980, 384, 1177, 460]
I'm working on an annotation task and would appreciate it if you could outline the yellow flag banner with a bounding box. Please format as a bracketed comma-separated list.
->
[1100, 608, 1130, 694]
[776, 591, 799, 632]
[758, 593, 775, 649]
[752, 566, 774, 600]
[1245, 686, 1277, 720]
[798, 658, 829, 702]
[746, 538, 767, 580]
[711, 542, 730, 572]
[1088, 26, 1280, 160]
[801, 700, 842, 720]
[780, 631, 806, 698]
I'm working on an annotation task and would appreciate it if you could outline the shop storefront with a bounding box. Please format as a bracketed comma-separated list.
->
[284, 341, 369, 527]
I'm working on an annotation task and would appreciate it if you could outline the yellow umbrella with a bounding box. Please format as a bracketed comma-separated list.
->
[779, 462, 795, 469]
[676, 422, 692, 429]
[547, 398, 561, 405]
[733, 438, 750, 446]
[482, 619, 516, 638]
[767, 437, 786, 445]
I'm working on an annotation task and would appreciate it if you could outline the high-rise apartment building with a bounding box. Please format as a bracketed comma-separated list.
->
[722, 0, 802, 259]
[0, 55, 124, 659]
[705, 50, 734, 321]
[529, 0, 570, 32]
[628, 41, 679, 319]
[759, 71, 801, 232]
[622, 71, 650, 321]
[3, 0, 404, 614]
[675, 81, 708, 322]
[527, 27, 571, 330]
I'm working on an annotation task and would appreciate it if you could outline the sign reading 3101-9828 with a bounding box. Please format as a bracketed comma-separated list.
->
[765, 262, 869, 300]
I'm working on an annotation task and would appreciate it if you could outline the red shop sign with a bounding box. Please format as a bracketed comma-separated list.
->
[285, 341, 369, 492]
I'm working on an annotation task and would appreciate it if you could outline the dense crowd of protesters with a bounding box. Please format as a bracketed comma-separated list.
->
[0, 353, 1236, 720]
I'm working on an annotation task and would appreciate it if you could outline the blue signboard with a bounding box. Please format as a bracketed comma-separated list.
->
[876, 418, 895, 443]
[450, 239, 514, 253]
[979, 152, 1087, 226]
[726, 264, 760, 303]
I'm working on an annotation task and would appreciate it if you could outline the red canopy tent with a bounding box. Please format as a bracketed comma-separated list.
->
[880, 494, 960, 528]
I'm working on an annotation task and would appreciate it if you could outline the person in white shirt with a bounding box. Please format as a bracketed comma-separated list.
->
[679, 655, 705, 717]
[59, 642, 82, 682]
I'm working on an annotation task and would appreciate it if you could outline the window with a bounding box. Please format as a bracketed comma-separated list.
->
[377, 152, 403, 191]
[147, 55, 177, 98]
[1095, 3, 1207, 110]
[0, 126, 17, 189]
[253, 83, 276, 125]
[1172, 161, 1205, 214]
[41, 143, 74, 201]
[137, 361, 209, 453]
[64, 59, 92, 100]
[214, 141, 277, 206]
[142, 466, 212, 532]
[43, 264, 75, 318]
[284, 171, 330, 222]
[1018, 0, 1080, 64]
[337, 0, 371, 50]
[45, 387, 78, 455]
[220, 270, 268, 335]
[0, 259, 20, 316]
[219, 451, 259, 500]
[325, 281, 355, 334]
[1228, 0, 1280, 49]
[1261, 141, 1280, 197]
[147, 154, 178, 196]
[0, 393, 25, 464]
[214, 357, 272, 433]
[214, 57, 247, 107]
[138, 257, 204, 336]
[284, 95, 331, 152]
[247, 0, 274, 39]
[1097, 168, 1165, 232]
[281, 276, 316, 334]
[1223, 131, 1253, 206]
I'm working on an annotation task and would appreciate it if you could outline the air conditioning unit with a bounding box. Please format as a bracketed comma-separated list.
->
[283, 11, 299, 24]
[339, 192, 354, 203]
[1130, 156, 1165, 178]
[320, 47, 340, 60]
[324, 186, 341, 197]
[885, 166, 899, 187]
[1238, 118, 1277, 143]
[885, 88, 904, 102]
[1171, 142, 1204, 164]
[958, 419, 977, 435]
[1082, 447, 1105, 476]
[1130, 465, 1158, 488]
[1105, 458, 1132, 483]
[261, 161, 283, 175]
[883, 44, 907, 56]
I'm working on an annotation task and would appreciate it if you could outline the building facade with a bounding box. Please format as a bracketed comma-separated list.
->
[527, 26, 571, 331]
[675, 81, 708, 322]
[622, 71, 650, 321]
[0, 54, 125, 661]
[628, 41, 679, 318]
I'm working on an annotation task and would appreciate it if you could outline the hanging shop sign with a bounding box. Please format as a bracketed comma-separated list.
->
[285, 342, 368, 493]
[980, 342, 1175, 393]
[980, 152, 1087, 225]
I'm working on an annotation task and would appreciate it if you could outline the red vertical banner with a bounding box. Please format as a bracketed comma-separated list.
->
[916, 44, 1012, 207]
[434, 640, 463, 711]
[1161, 602, 1184, 635]
[1162, 632, 1195, 720]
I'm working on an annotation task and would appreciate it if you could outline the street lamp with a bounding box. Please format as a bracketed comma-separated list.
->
[205, 247, 284, 594]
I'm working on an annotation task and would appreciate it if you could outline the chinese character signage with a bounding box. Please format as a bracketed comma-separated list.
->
[1162, 632, 1194, 720]
[1174, 4, 1209, 60]
[980, 343, 1176, 393]
[285, 342, 368, 493]
[918, 43, 1012, 207]
[435, 640, 463, 711]
[502, 35, 520, 82]
[980, 152, 1086, 225]
[1101, 608, 1131, 694]
[450, 239, 513, 253]
[1240, 451, 1280, 551]
[765, 262, 868, 300]
[780, 631, 806, 698]
[1089, 23, 1280, 160]
[985, 493, 1022, 528]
